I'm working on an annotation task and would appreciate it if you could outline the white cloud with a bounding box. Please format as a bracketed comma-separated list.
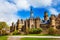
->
[14, 0, 30, 10]
[52, 0, 60, 6]
[0, 0, 31, 26]
[0, 0, 59, 26]
[49, 8, 59, 15]
[13, 0, 53, 8]
[27, 0, 52, 8]
[0, 0, 19, 26]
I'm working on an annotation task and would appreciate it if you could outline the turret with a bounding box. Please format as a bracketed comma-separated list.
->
[50, 14, 56, 29]
[35, 17, 40, 28]
[16, 19, 20, 30]
[44, 11, 48, 20]
[58, 14, 60, 18]
[12, 22, 14, 27]
[29, 7, 35, 29]
[17, 19, 24, 33]
[17, 19, 20, 24]
[30, 7, 34, 19]
[10, 22, 15, 32]
[25, 19, 29, 34]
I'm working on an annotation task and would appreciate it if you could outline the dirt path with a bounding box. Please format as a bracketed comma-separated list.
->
[7, 36, 60, 40]
[7, 36, 20, 40]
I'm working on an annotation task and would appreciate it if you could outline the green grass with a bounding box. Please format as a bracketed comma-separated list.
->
[0, 36, 8, 40]
[12, 34, 60, 36]
[21, 38, 60, 40]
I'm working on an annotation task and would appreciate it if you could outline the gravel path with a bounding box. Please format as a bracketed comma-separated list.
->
[7, 36, 20, 40]
[7, 36, 60, 40]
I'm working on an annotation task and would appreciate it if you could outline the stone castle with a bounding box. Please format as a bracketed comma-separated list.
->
[10, 8, 60, 34]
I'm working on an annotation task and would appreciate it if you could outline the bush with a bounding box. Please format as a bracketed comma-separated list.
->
[48, 27, 58, 35]
[13, 30, 20, 35]
[29, 28, 42, 34]
[2, 30, 6, 35]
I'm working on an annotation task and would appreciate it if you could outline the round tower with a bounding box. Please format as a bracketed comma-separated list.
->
[25, 19, 29, 34]
[44, 11, 48, 20]
[50, 15, 56, 29]
[10, 22, 15, 32]
[16, 19, 20, 30]
[35, 17, 40, 28]
[12, 22, 14, 27]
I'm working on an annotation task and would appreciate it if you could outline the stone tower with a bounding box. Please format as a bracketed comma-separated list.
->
[17, 19, 24, 32]
[29, 19, 35, 29]
[30, 7, 33, 18]
[35, 17, 40, 28]
[12, 22, 14, 27]
[25, 19, 28, 29]
[50, 15, 56, 29]
[10, 22, 15, 32]
[29, 8, 35, 29]
[44, 11, 48, 20]
[16, 19, 20, 30]
[25, 19, 29, 34]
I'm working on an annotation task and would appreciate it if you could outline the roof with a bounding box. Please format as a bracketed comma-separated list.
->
[41, 20, 50, 24]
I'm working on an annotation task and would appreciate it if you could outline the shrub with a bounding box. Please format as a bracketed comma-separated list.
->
[2, 30, 6, 35]
[13, 30, 20, 35]
[48, 27, 58, 35]
[29, 28, 42, 34]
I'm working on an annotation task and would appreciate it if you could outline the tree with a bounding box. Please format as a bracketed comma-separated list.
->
[0, 22, 9, 35]
[0, 22, 9, 30]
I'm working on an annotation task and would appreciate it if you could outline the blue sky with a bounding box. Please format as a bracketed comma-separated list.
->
[0, 0, 60, 25]
[17, 7, 50, 19]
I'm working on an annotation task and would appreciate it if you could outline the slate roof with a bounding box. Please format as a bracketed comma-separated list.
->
[41, 20, 50, 24]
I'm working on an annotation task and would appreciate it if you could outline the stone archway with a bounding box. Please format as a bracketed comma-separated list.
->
[31, 25, 35, 29]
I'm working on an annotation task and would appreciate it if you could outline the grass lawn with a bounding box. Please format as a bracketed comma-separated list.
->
[0, 36, 8, 40]
[21, 38, 60, 40]
[12, 34, 60, 36]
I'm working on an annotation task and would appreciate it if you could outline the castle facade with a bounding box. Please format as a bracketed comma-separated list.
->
[10, 8, 60, 34]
